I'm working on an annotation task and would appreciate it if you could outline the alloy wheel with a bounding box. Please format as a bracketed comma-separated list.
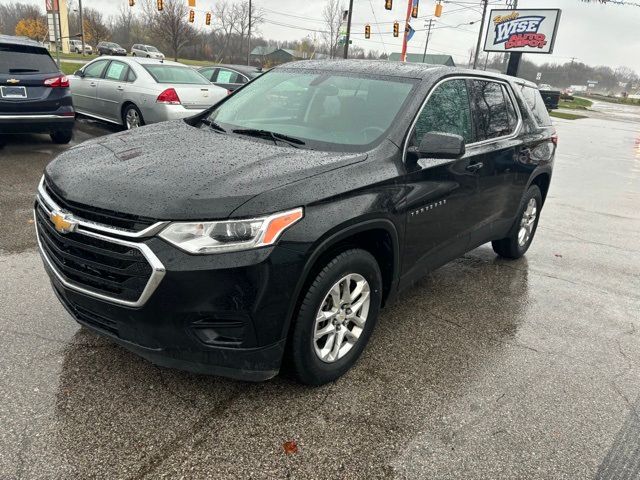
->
[125, 109, 141, 129]
[313, 273, 371, 363]
[518, 198, 538, 247]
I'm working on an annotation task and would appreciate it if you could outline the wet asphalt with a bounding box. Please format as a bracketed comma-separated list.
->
[1, 110, 639, 479]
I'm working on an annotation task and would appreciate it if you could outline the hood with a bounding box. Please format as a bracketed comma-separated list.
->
[45, 121, 367, 220]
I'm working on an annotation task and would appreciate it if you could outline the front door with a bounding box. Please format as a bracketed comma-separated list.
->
[400, 78, 484, 286]
[71, 59, 109, 114]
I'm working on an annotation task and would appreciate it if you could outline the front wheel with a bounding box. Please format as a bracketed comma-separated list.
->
[288, 249, 382, 385]
[492, 185, 542, 259]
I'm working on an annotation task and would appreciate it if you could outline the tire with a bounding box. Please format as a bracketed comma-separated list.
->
[50, 130, 72, 144]
[288, 249, 383, 385]
[122, 104, 144, 130]
[492, 185, 543, 259]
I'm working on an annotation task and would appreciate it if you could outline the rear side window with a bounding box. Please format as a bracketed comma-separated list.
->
[412, 79, 473, 144]
[470, 80, 517, 141]
[520, 86, 553, 126]
[0, 43, 58, 75]
[104, 61, 129, 81]
[214, 68, 243, 84]
[144, 65, 208, 84]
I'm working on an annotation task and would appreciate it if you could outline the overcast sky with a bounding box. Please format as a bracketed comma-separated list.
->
[10, 0, 640, 72]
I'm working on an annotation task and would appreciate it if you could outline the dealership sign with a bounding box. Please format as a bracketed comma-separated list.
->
[483, 9, 561, 54]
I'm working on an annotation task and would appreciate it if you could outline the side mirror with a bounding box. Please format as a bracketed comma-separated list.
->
[74, 70, 85, 78]
[408, 132, 465, 161]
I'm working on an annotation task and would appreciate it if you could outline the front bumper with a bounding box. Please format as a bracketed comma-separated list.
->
[37, 207, 307, 381]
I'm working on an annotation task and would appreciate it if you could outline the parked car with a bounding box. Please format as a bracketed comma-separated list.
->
[131, 44, 164, 59]
[198, 64, 262, 91]
[69, 39, 93, 55]
[0, 34, 74, 143]
[36, 61, 556, 385]
[539, 87, 561, 110]
[69, 57, 227, 129]
[96, 42, 126, 56]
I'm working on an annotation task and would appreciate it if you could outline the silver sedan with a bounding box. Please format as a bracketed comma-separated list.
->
[69, 57, 228, 129]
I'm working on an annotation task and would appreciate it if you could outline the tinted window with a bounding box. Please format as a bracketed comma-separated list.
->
[470, 80, 513, 141]
[144, 65, 209, 84]
[83, 59, 109, 78]
[0, 43, 58, 75]
[504, 85, 519, 130]
[199, 67, 215, 81]
[127, 68, 137, 82]
[412, 79, 473, 144]
[520, 86, 552, 126]
[104, 61, 128, 81]
[208, 70, 416, 150]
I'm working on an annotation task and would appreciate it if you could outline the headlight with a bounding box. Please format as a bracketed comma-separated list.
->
[158, 208, 303, 254]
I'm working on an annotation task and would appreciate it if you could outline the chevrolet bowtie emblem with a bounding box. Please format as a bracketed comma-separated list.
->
[50, 211, 78, 234]
[7, 79, 20, 84]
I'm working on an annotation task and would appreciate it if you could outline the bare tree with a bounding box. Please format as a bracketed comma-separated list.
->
[83, 8, 110, 47]
[138, 0, 194, 61]
[231, 1, 264, 62]
[322, 0, 343, 59]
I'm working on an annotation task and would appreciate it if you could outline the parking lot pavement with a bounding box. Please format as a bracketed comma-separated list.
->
[1, 113, 639, 479]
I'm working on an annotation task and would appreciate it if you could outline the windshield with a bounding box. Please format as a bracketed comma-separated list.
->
[207, 70, 416, 151]
[144, 65, 209, 84]
[146, 46, 159, 52]
[0, 43, 58, 74]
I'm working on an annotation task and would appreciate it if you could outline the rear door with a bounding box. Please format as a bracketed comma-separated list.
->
[0, 42, 61, 115]
[401, 78, 483, 285]
[96, 60, 130, 121]
[466, 78, 522, 244]
[71, 59, 109, 114]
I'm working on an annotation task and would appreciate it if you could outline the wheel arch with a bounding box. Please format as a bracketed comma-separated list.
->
[527, 167, 552, 206]
[281, 218, 401, 341]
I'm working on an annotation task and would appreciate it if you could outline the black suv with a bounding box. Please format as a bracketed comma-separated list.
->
[96, 42, 127, 56]
[0, 35, 74, 143]
[36, 61, 556, 385]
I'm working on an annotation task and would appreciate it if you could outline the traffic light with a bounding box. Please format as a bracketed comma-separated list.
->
[188, 0, 196, 6]
[188, 9, 195, 22]
[129, 0, 135, 6]
[157, 0, 163, 11]
[365, 24, 371, 39]
[393, 21, 399, 37]
[205, 12, 211, 26]
[411, 0, 419, 18]
[385, 0, 392, 10]
[435, 2, 442, 17]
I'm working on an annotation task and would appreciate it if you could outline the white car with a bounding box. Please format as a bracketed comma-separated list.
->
[69, 57, 227, 129]
[69, 39, 93, 54]
[131, 44, 165, 59]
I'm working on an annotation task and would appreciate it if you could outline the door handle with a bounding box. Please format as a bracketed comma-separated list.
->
[89, 82, 97, 87]
[466, 162, 483, 172]
[117, 86, 124, 91]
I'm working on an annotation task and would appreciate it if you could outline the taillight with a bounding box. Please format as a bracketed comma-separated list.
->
[156, 88, 181, 104]
[44, 75, 70, 88]
[551, 131, 558, 146]
[227, 89, 233, 95]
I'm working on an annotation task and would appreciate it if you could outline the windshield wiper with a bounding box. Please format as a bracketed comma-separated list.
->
[201, 118, 226, 133]
[232, 128, 305, 148]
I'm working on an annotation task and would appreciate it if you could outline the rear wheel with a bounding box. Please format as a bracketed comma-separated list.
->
[122, 104, 144, 130]
[50, 130, 72, 144]
[492, 185, 542, 259]
[289, 249, 382, 385]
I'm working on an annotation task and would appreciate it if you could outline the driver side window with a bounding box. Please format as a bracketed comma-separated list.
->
[412, 79, 473, 145]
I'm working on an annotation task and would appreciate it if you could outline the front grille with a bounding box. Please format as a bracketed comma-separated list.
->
[35, 203, 153, 303]
[44, 179, 156, 232]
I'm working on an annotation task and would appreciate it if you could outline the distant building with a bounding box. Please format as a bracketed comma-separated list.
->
[387, 52, 456, 66]
[249, 47, 328, 67]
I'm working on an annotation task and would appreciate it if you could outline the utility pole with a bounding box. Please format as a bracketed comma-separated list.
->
[472, 0, 488, 69]
[343, 0, 354, 59]
[247, 0, 252, 65]
[79, 0, 85, 57]
[421, 18, 434, 63]
[400, 0, 413, 62]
